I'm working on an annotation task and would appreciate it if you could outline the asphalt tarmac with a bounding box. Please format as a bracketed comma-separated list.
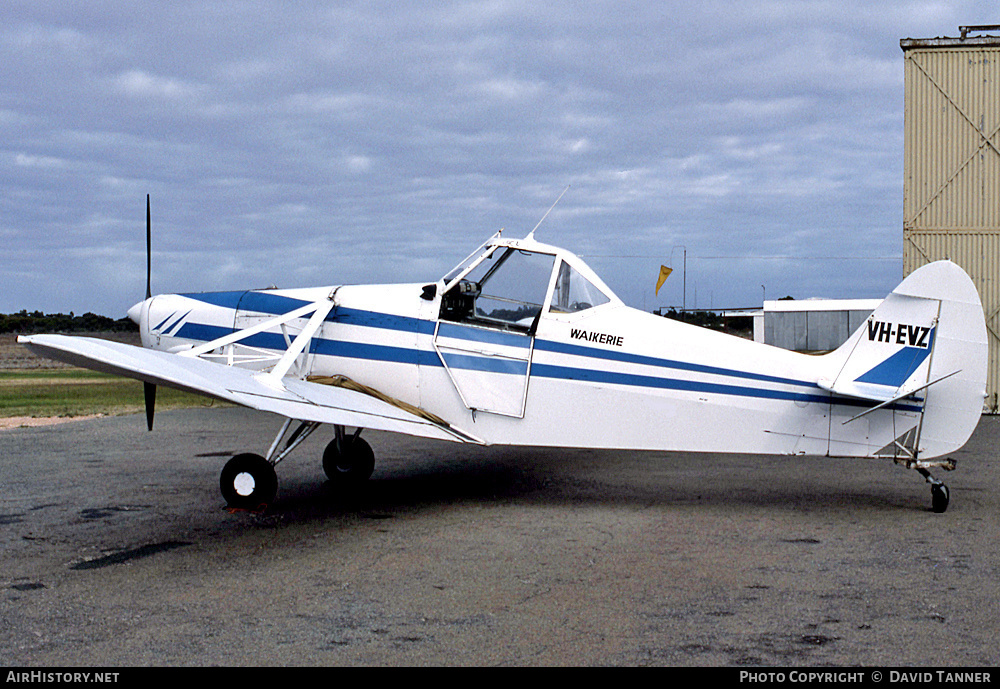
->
[2, 407, 998, 667]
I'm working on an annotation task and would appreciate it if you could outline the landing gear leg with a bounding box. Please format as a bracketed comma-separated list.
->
[323, 425, 375, 486]
[896, 457, 955, 513]
[917, 467, 951, 513]
[219, 419, 322, 510]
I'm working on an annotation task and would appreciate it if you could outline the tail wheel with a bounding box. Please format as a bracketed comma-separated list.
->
[323, 436, 375, 484]
[220, 453, 278, 510]
[931, 483, 950, 513]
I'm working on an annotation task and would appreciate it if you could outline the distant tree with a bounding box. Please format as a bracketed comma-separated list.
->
[656, 308, 752, 337]
[0, 311, 137, 334]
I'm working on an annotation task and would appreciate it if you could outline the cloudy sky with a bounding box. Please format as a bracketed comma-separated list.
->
[2, 1, 995, 316]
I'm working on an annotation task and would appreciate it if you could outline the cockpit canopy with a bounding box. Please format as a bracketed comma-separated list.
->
[439, 234, 619, 333]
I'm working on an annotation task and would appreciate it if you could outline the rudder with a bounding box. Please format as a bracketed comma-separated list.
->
[820, 261, 987, 459]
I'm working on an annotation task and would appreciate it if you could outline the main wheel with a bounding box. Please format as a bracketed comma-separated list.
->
[323, 436, 375, 485]
[931, 483, 950, 514]
[220, 453, 278, 510]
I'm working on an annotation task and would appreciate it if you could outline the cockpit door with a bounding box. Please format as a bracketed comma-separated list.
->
[433, 247, 555, 418]
[433, 322, 534, 417]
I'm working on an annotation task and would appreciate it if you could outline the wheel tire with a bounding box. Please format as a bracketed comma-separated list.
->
[931, 483, 950, 514]
[220, 453, 278, 510]
[323, 436, 375, 485]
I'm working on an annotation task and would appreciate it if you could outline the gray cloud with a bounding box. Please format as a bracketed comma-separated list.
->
[1, 1, 992, 315]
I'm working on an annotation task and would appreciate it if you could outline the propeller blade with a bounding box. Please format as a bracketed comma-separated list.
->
[145, 194, 152, 299]
[144, 195, 155, 431]
[143, 381, 156, 431]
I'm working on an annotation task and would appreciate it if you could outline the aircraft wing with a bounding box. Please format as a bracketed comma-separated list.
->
[17, 334, 482, 444]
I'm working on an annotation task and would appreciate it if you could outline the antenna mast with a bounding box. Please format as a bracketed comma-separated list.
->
[526, 185, 570, 240]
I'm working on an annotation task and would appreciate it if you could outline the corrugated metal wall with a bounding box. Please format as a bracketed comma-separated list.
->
[903, 46, 1000, 230]
[904, 231, 1000, 408]
[765, 309, 877, 352]
[902, 39, 1000, 410]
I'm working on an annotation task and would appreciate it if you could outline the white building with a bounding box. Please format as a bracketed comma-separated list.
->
[736, 299, 882, 353]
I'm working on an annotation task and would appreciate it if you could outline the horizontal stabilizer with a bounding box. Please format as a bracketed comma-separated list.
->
[18, 334, 482, 445]
[840, 370, 961, 424]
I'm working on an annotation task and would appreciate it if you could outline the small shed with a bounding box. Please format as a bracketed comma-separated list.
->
[760, 299, 882, 353]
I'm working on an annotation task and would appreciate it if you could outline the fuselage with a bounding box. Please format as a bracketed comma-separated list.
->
[131, 235, 935, 459]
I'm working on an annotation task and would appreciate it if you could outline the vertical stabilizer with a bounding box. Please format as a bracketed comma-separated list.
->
[820, 261, 987, 459]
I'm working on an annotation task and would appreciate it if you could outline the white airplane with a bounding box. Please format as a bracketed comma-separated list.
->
[19, 201, 988, 513]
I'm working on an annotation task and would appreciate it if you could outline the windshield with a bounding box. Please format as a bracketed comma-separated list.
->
[549, 260, 611, 313]
[440, 247, 555, 332]
[442, 232, 501, 284]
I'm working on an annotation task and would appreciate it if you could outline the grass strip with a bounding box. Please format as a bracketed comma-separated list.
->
[0, 369, 226, 418]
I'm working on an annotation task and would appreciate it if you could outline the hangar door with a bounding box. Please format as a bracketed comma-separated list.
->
[901, 37, 1000, 410]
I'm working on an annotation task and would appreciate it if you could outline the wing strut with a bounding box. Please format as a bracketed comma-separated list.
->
[179, 296, 335, 382]
[265, 418, 322, 466]
[261, 300, 335, 384]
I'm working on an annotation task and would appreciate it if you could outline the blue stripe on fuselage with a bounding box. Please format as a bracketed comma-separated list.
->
[180, 291, 253, 310]
[530, 362, 831, 405]
[179, 290, 434, 335]
[172, 322, 439, 367]
[534, 338, 816, 390]
[335, 306, 436, 335]
[437, 321, 531, 348]
[169, 305, 920, 412]
[440, 351, 529, 375]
